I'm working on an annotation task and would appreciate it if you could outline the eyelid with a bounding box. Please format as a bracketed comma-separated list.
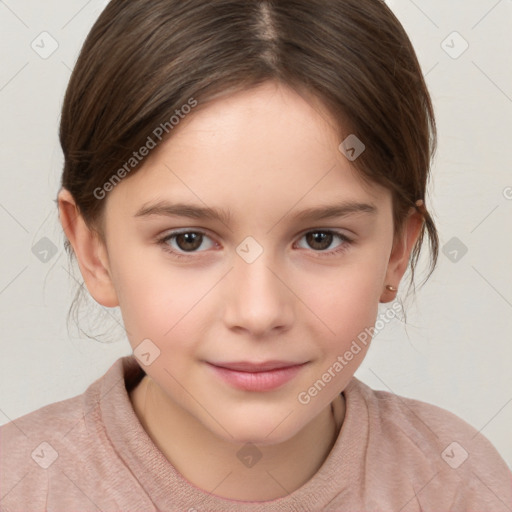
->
[157, 226, 353, 244]
[157, 227, 354, 259]
[295, 225, 354, 238]
[158, 228, 218, 248]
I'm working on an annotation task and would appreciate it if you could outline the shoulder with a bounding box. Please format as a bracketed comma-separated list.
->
[346, 377, 512, 510]
[0, 357, 132, 511]
[0, 393, 86, 510]
[357, 379, 507, 461]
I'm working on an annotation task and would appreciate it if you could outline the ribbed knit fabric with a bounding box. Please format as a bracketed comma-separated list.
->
[1, 355, 511, 511]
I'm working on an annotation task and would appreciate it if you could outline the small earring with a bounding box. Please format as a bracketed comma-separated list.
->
[385, 285, 397, 292]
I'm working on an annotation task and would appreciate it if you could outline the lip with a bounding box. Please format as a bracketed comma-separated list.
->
[206, 361, 308, 392]
[209, 360, 305, 372]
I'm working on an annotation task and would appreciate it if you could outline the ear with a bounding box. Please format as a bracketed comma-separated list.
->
[57, 188, 119, 308]
[380, 207, 424, 303]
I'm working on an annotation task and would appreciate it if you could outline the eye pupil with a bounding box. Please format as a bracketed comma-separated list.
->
[306, 231, 333, 251]
[176, 232, 202, 251]
[166, 230, 343, 256]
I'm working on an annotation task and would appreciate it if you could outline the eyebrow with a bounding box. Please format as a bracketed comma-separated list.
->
[134, 200, 377, 226]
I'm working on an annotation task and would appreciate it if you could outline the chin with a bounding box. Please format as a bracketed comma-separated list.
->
[205, 412, 305, 447]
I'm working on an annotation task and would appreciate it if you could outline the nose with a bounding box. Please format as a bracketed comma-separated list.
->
[223, 249, 294, 337]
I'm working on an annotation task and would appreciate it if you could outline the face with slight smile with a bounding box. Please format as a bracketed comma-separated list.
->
[97, 81, 405, 445]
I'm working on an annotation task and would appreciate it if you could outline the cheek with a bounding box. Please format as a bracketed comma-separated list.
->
[110, 230, 387, 352]
[292, 258, 384, 333]
[110, 253, 211, 349]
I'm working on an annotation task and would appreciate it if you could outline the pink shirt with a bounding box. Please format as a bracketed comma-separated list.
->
[1, 355, 511, 511]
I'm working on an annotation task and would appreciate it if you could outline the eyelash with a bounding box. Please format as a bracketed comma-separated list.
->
[156, 229, 354, 260]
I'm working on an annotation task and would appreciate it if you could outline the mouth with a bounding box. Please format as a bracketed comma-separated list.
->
[206, 361, 309, 392]
[209, 360, 306, 372]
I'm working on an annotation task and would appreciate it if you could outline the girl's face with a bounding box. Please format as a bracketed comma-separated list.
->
[89, 81, 417, 444]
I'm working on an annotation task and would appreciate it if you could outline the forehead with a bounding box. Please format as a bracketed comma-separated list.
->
[104, 81, 389, 222]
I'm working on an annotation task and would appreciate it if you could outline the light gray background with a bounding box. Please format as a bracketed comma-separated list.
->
[1, 0, 511, 468]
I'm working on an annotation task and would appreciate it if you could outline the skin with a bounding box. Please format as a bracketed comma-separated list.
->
[58, 81, 423, 501]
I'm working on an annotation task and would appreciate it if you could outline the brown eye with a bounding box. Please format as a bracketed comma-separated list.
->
[305, 231, 334, 251]
[175, 232, 203, 252]
[159, 230, 216, 257]
[295, 230, 352, 256]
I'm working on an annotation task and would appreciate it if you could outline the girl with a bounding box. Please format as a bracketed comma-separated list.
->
[1, 0, 510, 510]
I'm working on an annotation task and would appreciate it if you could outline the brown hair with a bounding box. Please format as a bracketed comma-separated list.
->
[58, 0, 438, 340]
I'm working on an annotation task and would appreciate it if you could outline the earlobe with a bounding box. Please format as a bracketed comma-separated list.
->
[380, 206, 424, 303]
[57, 188, 119, 308]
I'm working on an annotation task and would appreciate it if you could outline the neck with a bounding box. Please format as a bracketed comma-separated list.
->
[130, 375, 345, 501]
